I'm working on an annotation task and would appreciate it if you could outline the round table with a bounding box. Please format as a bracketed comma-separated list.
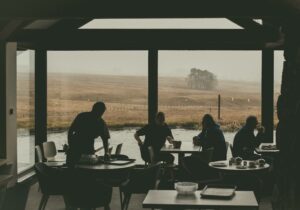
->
[209, 160, 270, 174]
[76, 162, 136, 171]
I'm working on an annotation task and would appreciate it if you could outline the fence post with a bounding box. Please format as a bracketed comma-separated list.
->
[218, 94, 221, 120]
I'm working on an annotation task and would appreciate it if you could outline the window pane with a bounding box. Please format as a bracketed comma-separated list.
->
[17, 50, 35, 173]
[81, 18, 241, 29]
[47, 51, 147, 161]
[158, 51, 261, 144]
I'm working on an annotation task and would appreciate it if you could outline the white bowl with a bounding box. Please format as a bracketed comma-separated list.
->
[174, 182, 198, 195]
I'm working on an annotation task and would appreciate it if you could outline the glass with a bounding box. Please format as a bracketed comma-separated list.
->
[17, 50, 35, 173]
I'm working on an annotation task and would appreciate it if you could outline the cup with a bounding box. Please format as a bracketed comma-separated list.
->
[173, 141, 182, 149]
[235, 157, 243, 165]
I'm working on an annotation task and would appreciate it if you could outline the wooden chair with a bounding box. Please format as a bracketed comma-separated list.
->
[120, 163, 161, 210]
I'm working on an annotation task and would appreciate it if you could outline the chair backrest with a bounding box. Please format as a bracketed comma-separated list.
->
[34, 163, 66, 195]
[43, 141, 57, 160]
[35, 145, 44, 163]
[108, 146, 113, 155]
[202, 147, 214, 163]
[115, 143, 123, 155]
[127, 163, 162, 193]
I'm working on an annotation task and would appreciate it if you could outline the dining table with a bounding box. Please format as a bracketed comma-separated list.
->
[209, 160, 270, 173]
[255, 143, 280, 155]
[160, 142, 201, 165]
[143, 190, 259, 210]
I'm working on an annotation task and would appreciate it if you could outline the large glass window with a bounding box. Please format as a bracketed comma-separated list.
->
[158, 51, 262, 143]
[47, 51, 148, 161]
[17, 50, 35, 173]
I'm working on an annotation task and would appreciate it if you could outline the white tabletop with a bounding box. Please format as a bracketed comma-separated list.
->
[143, 190, 258, 209]
[161, 142, 201, 154]
[209, 160, 269, 172]
[255, 143, 279, 153]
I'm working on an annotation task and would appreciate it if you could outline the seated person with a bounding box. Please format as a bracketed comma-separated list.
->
[233, 116, 264, 160]
[193, 114, 227, 161]
[181, 114, 226, 180]
[66, 101, 110, 166]
[134, 112, 174, 164]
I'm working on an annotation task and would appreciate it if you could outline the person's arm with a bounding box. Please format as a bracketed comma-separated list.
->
[68, 115, 80, 144]
[254, 126, 265, 148]
[134, 132, 143, 146]
[166, 125, 174, 144]
[193, 130, 206, 146]
[135, 125, 148, 146]
[100, 120, 110, 156]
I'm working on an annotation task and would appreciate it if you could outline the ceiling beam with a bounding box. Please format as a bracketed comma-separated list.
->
[0, 20, 25, 40]
[10, 29, 279, 43]
[17, 41, 284, 51]
[228, 18, 264, 30]
[12, 29, 281, 50]
[47, 18, 93, 31]
[0, 0, 285, 19]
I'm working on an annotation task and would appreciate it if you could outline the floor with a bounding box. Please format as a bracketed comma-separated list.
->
[24, 183, 273, 210]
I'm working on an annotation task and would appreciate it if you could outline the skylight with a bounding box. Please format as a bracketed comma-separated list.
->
[80, 18, 242, 29]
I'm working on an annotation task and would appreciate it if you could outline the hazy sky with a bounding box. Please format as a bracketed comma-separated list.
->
[18, 19, 284, 83]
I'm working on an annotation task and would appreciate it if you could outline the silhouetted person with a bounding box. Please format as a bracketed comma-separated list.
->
[233, 116, 263, 160]
[67, 101, 110, 166]
[134, 112, 174, 164]
[181, 114, 226, 181]
[193, 114, 227, 161]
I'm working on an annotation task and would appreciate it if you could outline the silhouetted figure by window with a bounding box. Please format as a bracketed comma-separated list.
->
[193, 114, 227, 161]
[181, 114, 226, 181]
[233, 116, 263, 160]
[134, 112, 174, 164]
[66, 101, 110, 166]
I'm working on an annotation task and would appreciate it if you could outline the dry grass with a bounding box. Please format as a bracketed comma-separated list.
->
[17, 73, 279, 132]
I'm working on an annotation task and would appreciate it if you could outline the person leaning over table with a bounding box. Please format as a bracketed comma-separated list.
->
[134, 112, 175, 164]
[232, 116, 264, 160]
[66, 101, 110, 167]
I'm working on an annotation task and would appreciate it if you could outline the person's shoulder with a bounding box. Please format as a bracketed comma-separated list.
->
[76, 112, 89, 118]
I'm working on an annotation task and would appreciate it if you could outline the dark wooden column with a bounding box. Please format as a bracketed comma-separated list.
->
[261, 49, 274, 142]
[35, 49, 47, 145]
[0, 41, 6, 158]
[148, 49, 158, 124]
[274, 20, 300, 209]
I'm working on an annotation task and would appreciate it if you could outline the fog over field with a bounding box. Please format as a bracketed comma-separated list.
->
[18, 51, 284, 84]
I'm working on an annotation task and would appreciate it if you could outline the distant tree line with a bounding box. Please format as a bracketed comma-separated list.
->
[186, 68, 218, 90]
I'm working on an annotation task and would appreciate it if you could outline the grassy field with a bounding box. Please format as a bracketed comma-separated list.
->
[17, 72, 280, 132]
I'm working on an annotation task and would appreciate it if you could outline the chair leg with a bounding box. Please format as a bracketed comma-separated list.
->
[38, 194, 49, 210]
[124, 193, 132, 210]
[119, 188, 123, 210]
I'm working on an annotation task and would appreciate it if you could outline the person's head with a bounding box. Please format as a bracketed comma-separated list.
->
[201, 114, 216, 129]
[245, 116, 258, 130]
[91, 101, 106, 117]
[155, 112, 165, 126]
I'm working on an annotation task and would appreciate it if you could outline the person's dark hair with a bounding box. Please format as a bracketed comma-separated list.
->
[245, 116, 258, 127]
[156, 112, 165, 123]
[92, 101, 106, 115]
[202, 114, 216, 128]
